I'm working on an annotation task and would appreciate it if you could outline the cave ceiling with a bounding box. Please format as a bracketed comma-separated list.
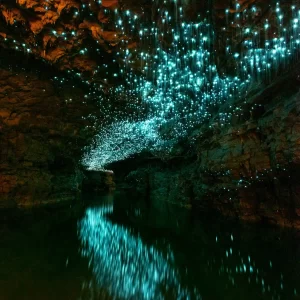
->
[1, 0, 300, 170]
[0, 0, 284, 87]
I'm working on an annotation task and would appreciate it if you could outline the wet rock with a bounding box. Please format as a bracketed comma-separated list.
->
[0, 67, 96, 208]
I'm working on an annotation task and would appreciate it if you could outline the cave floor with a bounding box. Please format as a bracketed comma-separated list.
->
[0, 191, 299, 300]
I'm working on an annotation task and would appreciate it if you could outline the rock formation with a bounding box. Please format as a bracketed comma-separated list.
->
[1, 0, 300, 230]
[0, 49, 98, 207]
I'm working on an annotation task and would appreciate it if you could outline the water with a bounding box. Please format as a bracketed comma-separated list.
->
[0, 192, 300, 300]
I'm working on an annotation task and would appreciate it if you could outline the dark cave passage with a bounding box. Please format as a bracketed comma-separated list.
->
[1, 0, 300, 299]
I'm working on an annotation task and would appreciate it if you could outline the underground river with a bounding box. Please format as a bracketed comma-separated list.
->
[0, 192, 300, 300]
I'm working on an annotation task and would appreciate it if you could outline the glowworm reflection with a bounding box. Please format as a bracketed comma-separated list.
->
[78, 198, 200, 300]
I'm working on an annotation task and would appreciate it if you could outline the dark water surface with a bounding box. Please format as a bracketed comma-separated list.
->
[0, 192, 300, 300]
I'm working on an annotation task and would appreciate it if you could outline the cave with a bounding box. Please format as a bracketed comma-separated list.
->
[0, 0, 300, 299]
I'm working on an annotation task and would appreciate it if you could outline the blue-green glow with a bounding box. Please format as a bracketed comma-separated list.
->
[79, 199, 200, 299]
[83, 0, 300, 169]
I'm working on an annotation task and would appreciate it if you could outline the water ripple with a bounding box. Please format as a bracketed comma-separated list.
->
[78, 200, 200, 300]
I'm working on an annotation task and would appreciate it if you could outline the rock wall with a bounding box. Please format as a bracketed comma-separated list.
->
[122, 73, 300, 229]
[0, 65, 96, 208]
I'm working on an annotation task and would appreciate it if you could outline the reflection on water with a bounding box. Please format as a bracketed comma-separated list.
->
[0, 192, 300, 299]
[78, 194, 200, 299]
[78, 193, 300, 300]
[208, 235, 298, 300]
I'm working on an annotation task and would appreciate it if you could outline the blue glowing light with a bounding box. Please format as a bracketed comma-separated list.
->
[78, 199, 200, 299]
[83, 1, 300, 169]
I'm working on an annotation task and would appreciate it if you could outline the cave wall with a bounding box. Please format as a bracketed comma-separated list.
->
[1, 0, 300, 224]
[122, 75, 300, 228]
[0, 66, 96, 208]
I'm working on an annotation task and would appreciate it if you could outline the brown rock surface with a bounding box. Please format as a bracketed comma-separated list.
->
[0, 61, 97, 208]
[0, 0, 284, 85]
